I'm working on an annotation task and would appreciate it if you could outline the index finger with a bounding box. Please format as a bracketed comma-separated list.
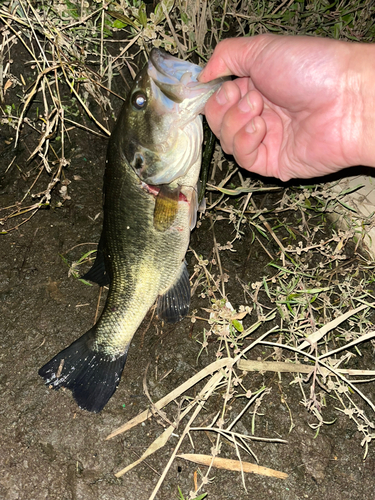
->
[199, 35, 273, 82]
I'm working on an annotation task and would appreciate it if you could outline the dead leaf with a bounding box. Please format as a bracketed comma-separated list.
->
[115, 426, 174, 478]
[4, 79, 12, 94]
[177, 454, 288, 479]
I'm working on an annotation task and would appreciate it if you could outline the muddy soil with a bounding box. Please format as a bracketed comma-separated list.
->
[1, 54, 375, 500]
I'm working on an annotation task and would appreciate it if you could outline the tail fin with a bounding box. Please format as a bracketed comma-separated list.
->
[38, 328, 128, 413]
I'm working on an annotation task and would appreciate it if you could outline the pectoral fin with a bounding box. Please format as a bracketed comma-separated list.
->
[189, 184, 200, 230]
[157, 262, 190, 323]
[153, 184, 180, 231]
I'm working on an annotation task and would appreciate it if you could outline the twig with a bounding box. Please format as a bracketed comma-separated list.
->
[237, 359, 375, 377]
[177, 454, 288, 480]
[106, 357, 232, 439]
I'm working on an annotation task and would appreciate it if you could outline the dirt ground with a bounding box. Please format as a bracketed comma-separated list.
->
[1, 48, 375, 500]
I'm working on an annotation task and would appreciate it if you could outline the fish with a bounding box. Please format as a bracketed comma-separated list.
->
[38, 48, 226, 413]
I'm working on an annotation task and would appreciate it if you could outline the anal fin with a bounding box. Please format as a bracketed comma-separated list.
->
[81, 234, 110, 287]
[157, 262, 190, 323]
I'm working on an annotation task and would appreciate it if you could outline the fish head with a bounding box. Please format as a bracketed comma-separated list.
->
[119, 48, 227, 186]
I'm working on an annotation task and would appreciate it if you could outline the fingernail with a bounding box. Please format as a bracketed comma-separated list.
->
[238, 94, 253, 113]
[215, 86, 228, 106]
[197, 69, 206, 82]
[245, 118, 257, 134]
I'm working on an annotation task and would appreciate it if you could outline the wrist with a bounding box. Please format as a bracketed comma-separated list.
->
[345, 42, 375, 168]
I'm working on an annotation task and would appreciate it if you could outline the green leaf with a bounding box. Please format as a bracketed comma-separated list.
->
[137, 3, 148, 28]
[177, 487, 208, 500]
[107, 10, 140, 30]
[78, 278, 93, 286]
[177, 486, 185, 500]
[333, 22, 341, 39]
[337, 199, 358, 212]
[232, 319, 244, 332]
[64, 0, 79, 19]
[338, 184, 364, 196]
[76, 250, 96, 264]
[113, 19, 127, 29]
[180, 12, 189, 24]
[154, 0, 174, 25]
[163, 0, 175, 13]
[263, 277, 271, 299]
[153, 3, 165, 24]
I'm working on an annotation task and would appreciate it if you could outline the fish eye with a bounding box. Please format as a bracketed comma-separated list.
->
[131, 91, 147, 110]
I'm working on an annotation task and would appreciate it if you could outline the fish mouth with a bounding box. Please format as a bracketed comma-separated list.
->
[135, 49, 228, 188]
[148, 48, 226, 111]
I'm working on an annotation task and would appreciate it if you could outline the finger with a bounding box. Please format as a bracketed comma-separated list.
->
[203, 80, 242, 138]
[199, 35, 274, 82]
[232, 116, 267, 173]
[219, 90, 263, 154]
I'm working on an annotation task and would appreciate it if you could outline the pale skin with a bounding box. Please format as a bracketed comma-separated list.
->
[199, 35, 375, 182]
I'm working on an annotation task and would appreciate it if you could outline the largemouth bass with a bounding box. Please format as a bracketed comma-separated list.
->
[39, 48, 225, 413]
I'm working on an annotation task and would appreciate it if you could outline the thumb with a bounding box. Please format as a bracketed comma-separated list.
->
[199, 35, 274, 82]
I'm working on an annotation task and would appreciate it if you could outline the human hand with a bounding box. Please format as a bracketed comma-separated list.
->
[199, 35, 375, 181]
